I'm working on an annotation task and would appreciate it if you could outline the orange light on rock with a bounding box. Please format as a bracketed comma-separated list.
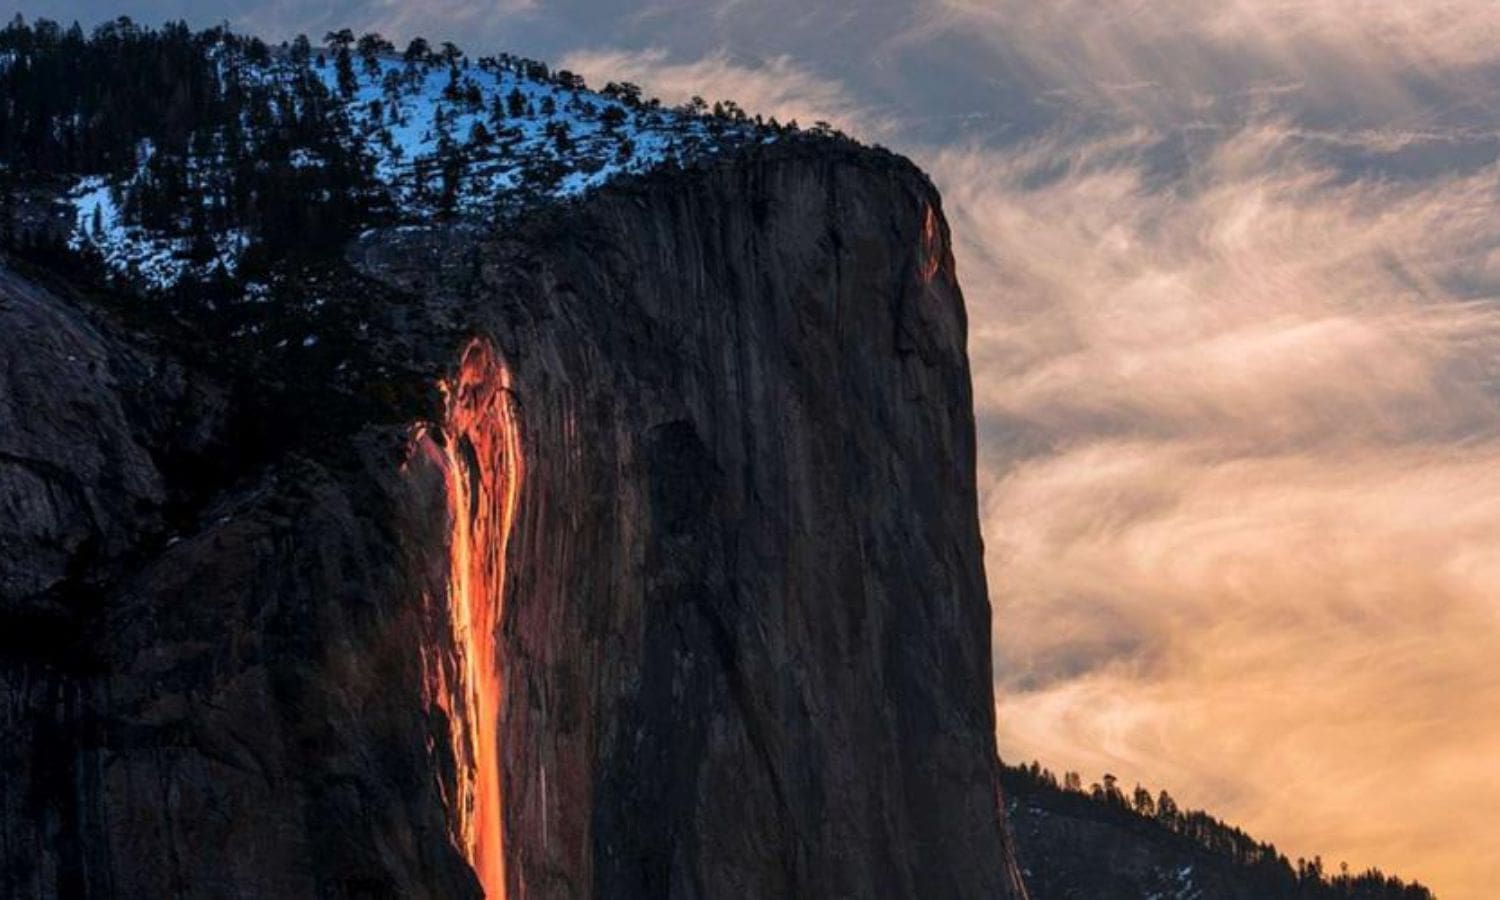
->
[920, 202, 946, 283]
[420, 339, 524, 899]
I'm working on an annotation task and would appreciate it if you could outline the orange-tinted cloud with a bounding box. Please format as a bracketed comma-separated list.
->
[556, 46, 882, 137]
[937, 124, 1500, 897]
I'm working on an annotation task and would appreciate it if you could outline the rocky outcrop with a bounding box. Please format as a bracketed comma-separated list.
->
[1, 142, 1026, 898]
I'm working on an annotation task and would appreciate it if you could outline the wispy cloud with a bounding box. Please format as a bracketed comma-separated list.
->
[556, 46, 887, 138]
[928, 120, 1500, 895]
[917, 0, 1500, 127]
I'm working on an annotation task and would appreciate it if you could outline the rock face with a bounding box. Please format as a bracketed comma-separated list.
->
[0, 143, 1027, 898]
[0, 268, 476, 898]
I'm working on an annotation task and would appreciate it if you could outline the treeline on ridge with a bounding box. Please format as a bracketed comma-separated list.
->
[1002, 760, 1434, 900]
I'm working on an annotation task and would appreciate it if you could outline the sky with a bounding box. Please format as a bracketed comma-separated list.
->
[27, 2, 1500, 896]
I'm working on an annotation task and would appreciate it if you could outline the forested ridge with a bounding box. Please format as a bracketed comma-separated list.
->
[1003, 760, 1435, 900]
[0, 14, 851, 295]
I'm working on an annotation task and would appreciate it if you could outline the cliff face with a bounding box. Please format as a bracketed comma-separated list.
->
[0, 144, 1026, 899]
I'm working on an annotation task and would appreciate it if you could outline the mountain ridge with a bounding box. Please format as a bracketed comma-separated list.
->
[0, 15, 857, 295]
[1002, 760, 1435, 900]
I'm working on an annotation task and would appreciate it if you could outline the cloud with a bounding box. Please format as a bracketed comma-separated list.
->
[925, 120, 1500, 896]
[915, 0, 1500, 127]
[223, 0, 544, 50]
[938, 127, 1500, 446]
[556, 46, 887, 138]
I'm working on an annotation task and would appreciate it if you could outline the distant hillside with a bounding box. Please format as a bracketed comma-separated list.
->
[1002, 761, 1435, 900]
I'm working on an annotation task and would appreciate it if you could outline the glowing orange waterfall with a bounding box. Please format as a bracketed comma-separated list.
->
[920, 203, 945, 283]
[424, 339, 524, 899]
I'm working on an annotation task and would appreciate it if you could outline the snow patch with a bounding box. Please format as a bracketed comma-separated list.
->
[65, 44, 776, 292]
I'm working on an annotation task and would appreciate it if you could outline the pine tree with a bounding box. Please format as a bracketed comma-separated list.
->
[1132, 784, 1155, 817]
[336, 47, 357, 98]
[551, 121, 572, 154]
[356, 32, 392, 77]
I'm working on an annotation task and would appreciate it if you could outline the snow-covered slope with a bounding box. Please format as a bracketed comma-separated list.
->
[327, 54, 743, 206]
[60, 42, 778, 291]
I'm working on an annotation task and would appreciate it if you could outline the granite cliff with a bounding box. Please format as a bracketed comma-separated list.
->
[0, 139, 1028, 898]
